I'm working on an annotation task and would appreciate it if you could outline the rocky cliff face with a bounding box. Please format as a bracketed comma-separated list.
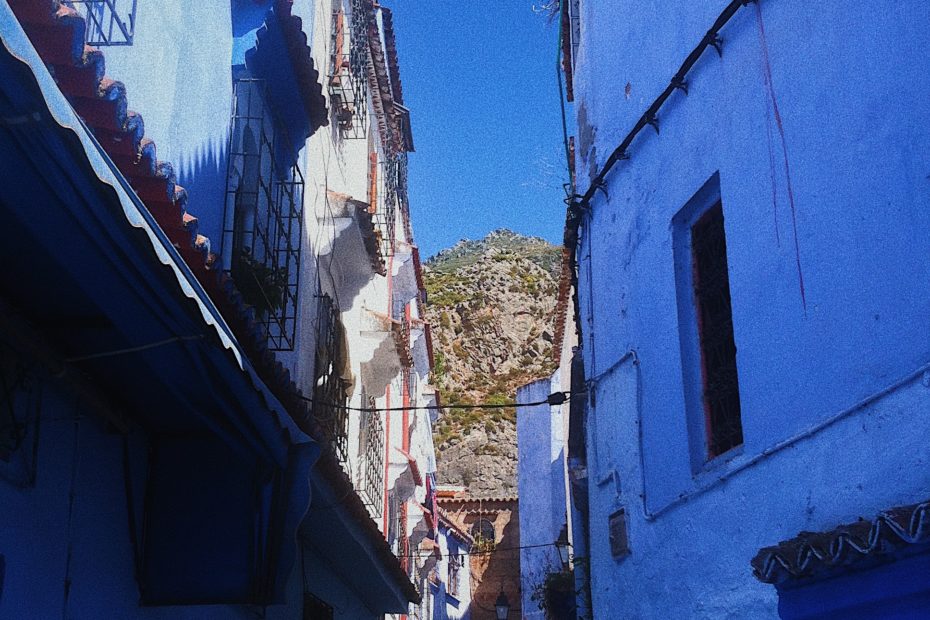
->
[424, 229, 561, 496]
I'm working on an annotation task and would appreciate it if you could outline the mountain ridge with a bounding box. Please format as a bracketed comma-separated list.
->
[423, 229, 561, 496]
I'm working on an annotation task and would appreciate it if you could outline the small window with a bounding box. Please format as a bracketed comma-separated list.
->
[690, 202, 743, 458]
[471, 518, 496, 543]
[674, 175, 743, 466]
[447, 550, 461, 597]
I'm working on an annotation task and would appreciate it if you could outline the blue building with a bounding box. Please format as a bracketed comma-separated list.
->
[0, 0, 426, 617]
[558, 0, 930, 617]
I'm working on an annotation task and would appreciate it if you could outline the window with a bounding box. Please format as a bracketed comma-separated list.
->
[223, 77, 304, 351]
[690, 202, 742, 457]
[470, 518, 496, 551]
[357, 388, 384, 519]
[68, 0, 138, 46]
[328, 0, 369, 139]
[447, 549, 462, 597]
[312, 294, 349, 465]
[674, 174, 743, 465]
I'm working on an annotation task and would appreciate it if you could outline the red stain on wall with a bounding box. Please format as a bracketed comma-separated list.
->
[755, 3, 807, 312]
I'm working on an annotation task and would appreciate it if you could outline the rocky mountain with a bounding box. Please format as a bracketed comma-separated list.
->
[423, 229, 561, 496]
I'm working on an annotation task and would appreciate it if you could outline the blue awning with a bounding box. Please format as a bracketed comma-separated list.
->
[0, 3, 318, 604]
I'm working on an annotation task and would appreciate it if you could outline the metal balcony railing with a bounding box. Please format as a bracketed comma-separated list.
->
[223, 79, 303, 351]
[329, 2, 369, 139]
[66, 0, 137, 46]
[391, 297, 411, 368]
[357, 390, 384, 519]
[313, 294, 350, 467]
[372, 155, 399, 258]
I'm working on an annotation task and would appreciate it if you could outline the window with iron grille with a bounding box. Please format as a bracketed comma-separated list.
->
[65, 0, 137, 46]
[328, 0, 369, 139]
[357, 388, 384, 519]
[447, 549, 462, 597]
[372, 154, 398, 258]
[690, 201, 743, 458]
[312, 294, 350, 466]
[223, 78, 304, 351]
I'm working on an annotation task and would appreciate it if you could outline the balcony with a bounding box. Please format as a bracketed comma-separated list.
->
[223, 78, 304, 351]
[320, 190, 386, 279]
[391, 298, 412, 369]
[312, 294, 350, 467]
[357, 389, 385, 519]
[329, 1, 369, 140]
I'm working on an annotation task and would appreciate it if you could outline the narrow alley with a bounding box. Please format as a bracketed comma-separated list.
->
[0, 1, 928, 619]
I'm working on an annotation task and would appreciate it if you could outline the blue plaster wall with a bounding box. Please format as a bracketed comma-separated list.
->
[100, 0, 315, 250]
[571, 1, 930, 617]
[101, 1, 235, 247]
[516, 376, 568, 619]
[0, 379, 309, 619]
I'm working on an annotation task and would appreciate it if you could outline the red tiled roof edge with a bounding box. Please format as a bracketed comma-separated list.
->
[752, 500, 930, 585]
[9, 0, 417, 604]
[379, 7, 404, 106]
[551, 246, 573, 363]
[363, 0, 401, 154]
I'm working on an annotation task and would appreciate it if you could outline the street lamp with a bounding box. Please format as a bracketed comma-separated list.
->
[555, 529, 571, 569]
[495, 587, 510, 620]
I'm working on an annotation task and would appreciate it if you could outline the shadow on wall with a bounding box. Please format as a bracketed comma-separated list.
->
[471, 514, 522, 620]
[177, 135, 230, 248]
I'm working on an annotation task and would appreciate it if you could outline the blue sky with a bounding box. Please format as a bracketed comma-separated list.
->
[385, 1, 569, 257]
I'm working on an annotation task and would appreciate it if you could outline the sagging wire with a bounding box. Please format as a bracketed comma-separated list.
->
[297, 390, 574, 414]
[64, 334, 204, 363]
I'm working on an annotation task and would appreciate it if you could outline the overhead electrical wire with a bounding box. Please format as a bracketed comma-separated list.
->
[297, 390, 575, 413]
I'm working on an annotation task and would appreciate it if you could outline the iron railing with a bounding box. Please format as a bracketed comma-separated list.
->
[313, 294, 350, 466]
[373, 155, 398, 258]
[357, 388, 384, 519]
[391, 297, 411, 368]
[328, 1, 369, 139]
[66, 0, 137, 46]
[223, 78, 303, 351]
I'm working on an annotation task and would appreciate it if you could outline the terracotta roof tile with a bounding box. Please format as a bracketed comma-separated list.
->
[752, 500, 930, 584]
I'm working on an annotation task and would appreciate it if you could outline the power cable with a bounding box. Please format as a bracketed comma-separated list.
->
[297, 391, 574, 413]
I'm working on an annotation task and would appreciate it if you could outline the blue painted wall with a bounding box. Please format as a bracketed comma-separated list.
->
[517, 375, 568, 619]
[0, 379, 309, 619]
[101, 0, 315, 252]
[571, 1, 930, 617]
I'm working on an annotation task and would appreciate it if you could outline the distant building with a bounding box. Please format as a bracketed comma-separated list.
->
[516, 255, 578, 619]
[558, 0, 930, 618]
[439, 491, 522, 620]
[0, 0, 438, 617]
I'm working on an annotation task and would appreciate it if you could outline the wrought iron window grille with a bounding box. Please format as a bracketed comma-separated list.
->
[691, 201, 743, 458]
[65, 0, 137, 46]
[447, 551, 462, 597]
[357, 388, 384, 519]
[372, 155, 399, 258]
[223, 78, 304, 351]
[391, 296, 411, 368]
[328, 1, 369, 140]
[312, 293, 350, 468]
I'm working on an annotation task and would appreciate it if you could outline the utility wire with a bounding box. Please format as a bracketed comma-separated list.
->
[65, 334, 204, 363]
[298, 391, 574, 413]
[400, 541, 566, 561]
